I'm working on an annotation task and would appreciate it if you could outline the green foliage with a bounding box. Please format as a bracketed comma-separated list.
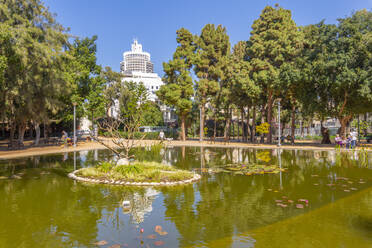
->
[248, 5, 303, 142]
[142, 101, 164, 126]
[96, 161, 113, 174]
[351, 119, 370, 133]
[114, 164, 143, 175]
[157, 28, 195, 140]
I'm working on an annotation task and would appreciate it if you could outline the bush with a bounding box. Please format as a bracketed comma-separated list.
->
[96, 161, 113, 173]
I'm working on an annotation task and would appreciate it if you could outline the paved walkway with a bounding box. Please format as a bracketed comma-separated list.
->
[0, 138, 370, 160]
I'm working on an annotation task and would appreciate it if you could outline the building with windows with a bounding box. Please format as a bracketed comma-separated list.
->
[108, 40, 177, 124]
[120, 40, 164, 102]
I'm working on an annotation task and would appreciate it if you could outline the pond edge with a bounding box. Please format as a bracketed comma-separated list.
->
[68, 169, 201, 186]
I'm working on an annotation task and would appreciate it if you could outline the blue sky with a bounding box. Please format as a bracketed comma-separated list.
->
[44, 0, 371, 76]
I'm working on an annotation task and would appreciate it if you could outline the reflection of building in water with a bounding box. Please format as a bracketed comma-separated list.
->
[162, 149, 177, 166]
[122, 188, 159, 224]
[79, 150, 88, 162]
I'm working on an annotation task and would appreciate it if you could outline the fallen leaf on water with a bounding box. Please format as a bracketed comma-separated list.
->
[351, 188, 358, 191]
[311, 175, 319, 177]
[287, 200, 294, 203]
[155, 225, 167, 236]
[154, 241, 165, 246]
[348, 181, 353, 184]
[296, 204, 304, 209]
[344, 189, 350, 192]
[281, 196, 288, 199]
[94, 240, 108, 246]
[147, 234, 157, 239]
[109, 245, 121, 248]
[155, 225, 162, 233]
[274, 190, 279, 193]
[359, 181, 366, 184]
[267, 189, 272, 191]
[313, 183, 319, 186]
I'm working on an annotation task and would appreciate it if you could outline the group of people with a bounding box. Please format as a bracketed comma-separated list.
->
[334, 129, 358, 149]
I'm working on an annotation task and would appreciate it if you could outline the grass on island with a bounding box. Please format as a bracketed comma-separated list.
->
[76, 161, 195, 183]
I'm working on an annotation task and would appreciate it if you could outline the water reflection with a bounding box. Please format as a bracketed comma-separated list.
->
[122, 188, 159, 224]
[0, 147, 371, 248]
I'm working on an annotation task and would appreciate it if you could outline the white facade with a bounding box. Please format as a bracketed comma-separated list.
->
[120, 40, 164, 102]
[122, 71, 164, 102]
[108, 40, 176, 123]
[120, 40, 154, 74]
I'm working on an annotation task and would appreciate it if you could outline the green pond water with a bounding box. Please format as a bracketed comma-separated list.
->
[0, 147, 371, 248]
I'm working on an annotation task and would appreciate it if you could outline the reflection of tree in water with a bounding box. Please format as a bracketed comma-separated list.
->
[0, 173, 110, 247]
[121, 188, 159, 224]
[159, 147, 372, 247]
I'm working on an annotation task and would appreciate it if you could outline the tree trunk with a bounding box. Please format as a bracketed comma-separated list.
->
[232, 119, 235, 140]
[1, 120, 5, 138]
[44, 121, 48, 140]
[267, 90, 273, 143]
[301, 121, 304, 137]
[34, 122, 40, 145]
[241, 108, 245, 142]
[9, 121, 15, 145]
[261, 112, 265, 143]
[237, 119, 240, 141]
[246, 106, 250, 141]
[180, 114, 186, 141]
[18, 123, 26, 144]
[251, 105, 256, 143]
[224, 111, 231, 142]
[338, 115, 352, 138]
[213, 115, 217, 141]
[320, 119, 331, 144]
[291, 104, 295, 145]
[200, 104, 205, 141]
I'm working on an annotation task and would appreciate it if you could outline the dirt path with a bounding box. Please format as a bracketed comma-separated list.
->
[0, 138, 370, 160]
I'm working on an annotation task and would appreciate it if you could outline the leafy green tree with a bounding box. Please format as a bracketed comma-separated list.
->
[230, 41, 261, 142]
[157, 28, 195, 141]
[194, 24, 230, 141]
[248, 5, 303, 143]
[142, 101, 164, 126]
[301, 10, 372, 137]
[0, 0, 70, 144]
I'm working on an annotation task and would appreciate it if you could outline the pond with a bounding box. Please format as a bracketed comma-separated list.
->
[0, 146, 371, 248]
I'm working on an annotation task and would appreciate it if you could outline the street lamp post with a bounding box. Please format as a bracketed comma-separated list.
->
[277, 99, 281, 147]
[73, 102, 77, 147]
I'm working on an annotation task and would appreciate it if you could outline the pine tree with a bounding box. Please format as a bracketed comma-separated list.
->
[157, 28, 195, 141]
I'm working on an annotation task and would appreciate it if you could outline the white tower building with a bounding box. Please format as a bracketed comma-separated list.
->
[109, 40, 176, 124]
[120, 40, 164, 102]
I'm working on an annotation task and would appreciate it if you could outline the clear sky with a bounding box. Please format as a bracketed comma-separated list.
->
[44, 0, 371, 76]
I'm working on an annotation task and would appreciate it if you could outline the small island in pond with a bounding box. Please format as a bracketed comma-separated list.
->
[69, 161, 200, 186]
